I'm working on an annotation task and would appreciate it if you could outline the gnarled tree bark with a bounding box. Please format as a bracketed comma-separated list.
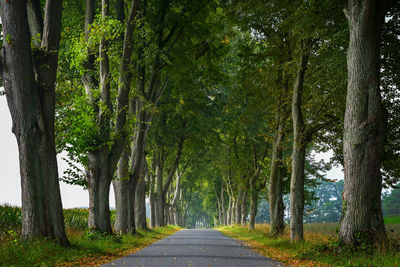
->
[1, 0, 68, 245]
[339, 0, 393, 245]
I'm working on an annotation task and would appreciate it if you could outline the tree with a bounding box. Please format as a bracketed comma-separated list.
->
[0, 0, 68, 244]
[290, 42, 311, 241]
[56, 0, 140, 233]
[383, 189, 400, 217]
[304, 180, 343, 223]
[339, 0, 396, 246]
[84, 0, 139, 233]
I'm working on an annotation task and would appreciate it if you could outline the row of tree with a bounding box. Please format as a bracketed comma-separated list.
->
[0, 0, 399, 248]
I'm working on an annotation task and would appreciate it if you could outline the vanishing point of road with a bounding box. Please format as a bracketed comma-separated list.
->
[103, 229, 282, 267]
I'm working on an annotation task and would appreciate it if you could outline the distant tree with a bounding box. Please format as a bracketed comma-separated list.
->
[304, 180, 343, 223]
[383, 189, 400, 217]
[256, 199, 270, 224]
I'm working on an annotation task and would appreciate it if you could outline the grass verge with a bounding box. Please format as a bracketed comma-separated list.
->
[0, 205, 181, 266]
[385, 216, 400, 225]
[216, 224, 400, 266]
[0, 225, 180, 266]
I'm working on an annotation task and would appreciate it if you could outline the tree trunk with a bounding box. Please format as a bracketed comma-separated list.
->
[155, 136, 184, 227]
[235, 188, 242, 224]
[231, 198, 236, 224]
[289, 48, 310, 242]
[214, 183, 222, 225]
[87, 149, 113, 233]
[165, 206, 170, 225]
[226, 195, 232, 225]
[248, 190, 258, 231]
[1, 0, 68, 245]
[135, 148, 148, 230]
[221, 182, 226, 225]
[241, 191, 248, 224]
[269, 118, 286, 236]
[112, 144, 137, 234]
[339, 0, 389, 245]
[87, 0, 114, 234]
[135, 173, 147, 229]
[85, 0, 140, 234]
[149, 160, 156, 228]
[113, 146, 133, 234]
[169, 170, 182, 226]
[155, 153, 165, 227]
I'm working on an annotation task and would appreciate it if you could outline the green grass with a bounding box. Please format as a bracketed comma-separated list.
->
[385, 215, 400, 225]
[216, 224, 400, 266]
[0, 205, 180, 266]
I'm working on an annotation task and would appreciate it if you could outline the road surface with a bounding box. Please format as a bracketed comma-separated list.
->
[103, 229, 282, 267]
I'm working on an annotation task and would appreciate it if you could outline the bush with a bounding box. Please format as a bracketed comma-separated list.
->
[64, 208, 89, 230]
[0, 204, 21, 233]
[0, 205, 117, 234]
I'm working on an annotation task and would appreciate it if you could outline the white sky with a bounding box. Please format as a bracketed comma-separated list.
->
[314, 151, 344, 182]
[0, 94, 115, 208]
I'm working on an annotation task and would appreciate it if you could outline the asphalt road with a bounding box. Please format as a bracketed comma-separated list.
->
[103, 229, 282, 267]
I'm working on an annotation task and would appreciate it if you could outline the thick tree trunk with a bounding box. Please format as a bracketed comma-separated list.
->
[289, 146, 306, 241]
[269, 118, 286, 236]
[135, 146, 148, 230]
[87, 149, 113, 233]
[135, 173, 147, 229]
[1, 0, 68, 245]
[113, 147, 133, 234]
[248, 191, 258, 231]
[289, 48, 310, 242]
[339, 0, 389, 245]
[241, 191, 248, 224]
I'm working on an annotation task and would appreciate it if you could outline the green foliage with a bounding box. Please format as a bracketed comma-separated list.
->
[0, 204, 21, 233]
[0, 206, 117, 235]
[55, 89, 105, 185]
[63, 208, 91, 230]
[84, 230, 122, 243]
[63, 14, 124, 76]
[256, 199, 270, 223]
[381, 5, 400, 187]
[304, 180, 343, 223]
[384, 216, 400, 225]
